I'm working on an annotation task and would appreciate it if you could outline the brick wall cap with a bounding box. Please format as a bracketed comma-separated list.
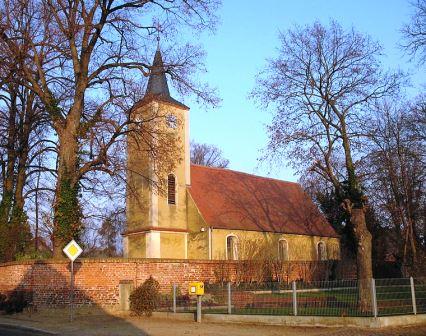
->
[0, 258, 338, 267]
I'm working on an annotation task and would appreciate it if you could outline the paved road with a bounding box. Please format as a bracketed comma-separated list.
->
[0, 325, 52, 336]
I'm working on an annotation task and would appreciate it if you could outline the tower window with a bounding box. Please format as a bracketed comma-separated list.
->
[226, 235, 238, 260]
[167, 174, 176, 205]
[278, 239, 289, 261]
[317, 241, 327, 261]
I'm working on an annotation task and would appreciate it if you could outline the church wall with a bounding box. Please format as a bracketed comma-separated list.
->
[126, 151, 151, 232]
[159, 232, 186, 259]
[187, 231, 208, 259]
[126, 101, 191, 259]
[154, 103, 189, 231]
[127, 234, 147, 258]
[126, 101, 155, 232]
[211, 229, 340, 261]
[187, 191, 209, 259]
[184, 169, 340, 262]
[127, 101, 190, 233]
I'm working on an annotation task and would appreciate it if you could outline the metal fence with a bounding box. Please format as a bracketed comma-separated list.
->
[157, 277, 426, 317]
[157, 284, 198, 313]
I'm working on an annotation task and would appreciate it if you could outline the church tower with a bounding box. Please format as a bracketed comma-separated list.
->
[124, 47, 190, 258]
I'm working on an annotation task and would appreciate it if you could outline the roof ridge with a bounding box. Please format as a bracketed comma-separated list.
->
[190, 163, 300, 186]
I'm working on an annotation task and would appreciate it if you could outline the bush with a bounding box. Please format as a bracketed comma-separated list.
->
[0, 291, 31, 314]
[129, 276, 160, 317]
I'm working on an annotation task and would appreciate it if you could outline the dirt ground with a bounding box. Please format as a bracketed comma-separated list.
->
[0, 309, 425, 336]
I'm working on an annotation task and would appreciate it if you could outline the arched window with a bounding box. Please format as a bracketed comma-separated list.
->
[226, 235, 238, 260]
[167, 174, 176, 205]
[317, 241, 327, 261]
[278, 239, 289, 261]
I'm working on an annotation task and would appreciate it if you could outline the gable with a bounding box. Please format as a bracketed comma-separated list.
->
[188, 164, 338, 238]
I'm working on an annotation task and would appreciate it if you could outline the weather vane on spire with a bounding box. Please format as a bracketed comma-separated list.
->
[154, 19, 162, 49]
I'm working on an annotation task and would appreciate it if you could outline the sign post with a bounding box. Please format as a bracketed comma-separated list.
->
[63, 240, 83, 322]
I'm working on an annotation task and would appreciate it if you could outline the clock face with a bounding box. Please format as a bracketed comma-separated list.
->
[166, 114, 178, 129]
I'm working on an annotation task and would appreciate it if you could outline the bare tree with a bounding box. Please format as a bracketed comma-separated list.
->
[0, 0, 220, 257]
[363, 99, 425, 267]
[252, 21, 402, 310]
[80, 207, 124, 257]
[0, 61, 50, 261]
[190, 142, 229, 168]
[408, 95, 426, 142]
[402, 0, 426, 64]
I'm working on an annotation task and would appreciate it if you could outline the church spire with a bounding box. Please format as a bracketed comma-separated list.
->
[141, 47, 188, 109]
[145, 47, 171, 97]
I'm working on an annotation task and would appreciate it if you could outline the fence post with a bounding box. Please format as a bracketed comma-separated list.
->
[227, 282, 232, 314]
[410, 277, 417, 315]
[172, 284, 177, 313]
[292, 281, 297, 316]
[371, 278, 378, 318]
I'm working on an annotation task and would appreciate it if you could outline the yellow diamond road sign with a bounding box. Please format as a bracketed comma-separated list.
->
[63, 240, 83, 261]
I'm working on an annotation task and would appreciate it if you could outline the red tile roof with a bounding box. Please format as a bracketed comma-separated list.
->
[188, 164, 338, 238]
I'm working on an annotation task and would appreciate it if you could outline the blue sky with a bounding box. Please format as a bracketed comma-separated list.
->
[181, 0, 424, 182]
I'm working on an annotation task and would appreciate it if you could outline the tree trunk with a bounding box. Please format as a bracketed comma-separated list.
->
[9, 119, 31, 259]
[0, 88, 17, 224]
[407, 218, 417, 264]
[14, 121, 30, 211]
[52, 118, 81, 258]
[0, 88, 18, 262]
[350, 207, 373, 312]
[339, 118, 374, 312]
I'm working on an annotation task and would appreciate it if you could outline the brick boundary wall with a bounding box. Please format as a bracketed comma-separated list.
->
[0, 259, 354, 309]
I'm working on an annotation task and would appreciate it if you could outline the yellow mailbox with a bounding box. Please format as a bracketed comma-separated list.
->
[189, 282, 204, 295]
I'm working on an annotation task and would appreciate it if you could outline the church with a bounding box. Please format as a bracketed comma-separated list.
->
[123, 48, 340, 261]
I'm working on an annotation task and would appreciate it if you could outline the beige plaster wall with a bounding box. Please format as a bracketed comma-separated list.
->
[155, 103, 189, 231]
[184, 189, 340, 261]
[211, 229, 340, 261]
[126, 128, 151, 231]
[127, 234, 146, 258]
[126, 101, 190, 258]
[126, 101, 189, 232]
[187, 191, 209, 259]
[160, 232, 186, 259]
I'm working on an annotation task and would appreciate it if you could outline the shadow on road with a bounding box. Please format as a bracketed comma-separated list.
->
[0, 324, 53, 336]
